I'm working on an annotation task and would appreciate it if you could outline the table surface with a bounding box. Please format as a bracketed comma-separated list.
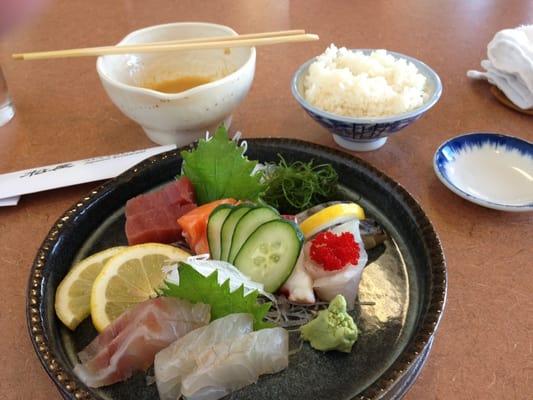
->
[1, 1, 532, 399]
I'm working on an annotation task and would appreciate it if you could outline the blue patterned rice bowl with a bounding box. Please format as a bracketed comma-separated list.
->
[291, 49, 442, 151]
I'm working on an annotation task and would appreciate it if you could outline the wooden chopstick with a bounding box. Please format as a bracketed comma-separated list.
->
[13, 31, 318, 61]
[12, 29, 306, 61]
[134, 29, 306, 47]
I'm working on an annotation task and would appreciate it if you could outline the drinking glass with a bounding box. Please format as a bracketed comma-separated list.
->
[0, 65, 15, 126]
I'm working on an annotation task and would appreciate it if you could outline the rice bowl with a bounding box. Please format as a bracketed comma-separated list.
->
[303, 45, 428, 118]
[291, 48, 442, 151]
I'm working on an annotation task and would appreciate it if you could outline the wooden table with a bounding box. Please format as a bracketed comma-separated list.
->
[1, 1, 531, 399]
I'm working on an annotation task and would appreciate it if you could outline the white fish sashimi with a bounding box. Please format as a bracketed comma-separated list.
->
[154, 313, 254, 400]
[279, 252, 315, 304]
[313, 267, 364, 309]
[181, 327, 289, 400]
[164, 257, 276, 302]
[304, 219, 368, 309]
[304, 219, 367, 279]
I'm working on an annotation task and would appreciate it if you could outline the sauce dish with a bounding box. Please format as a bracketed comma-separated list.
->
[434, 132, 533, 211]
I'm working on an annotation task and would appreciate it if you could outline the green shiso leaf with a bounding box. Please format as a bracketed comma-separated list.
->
[161, 263, 273, 330]
[181, 125, 265, 205]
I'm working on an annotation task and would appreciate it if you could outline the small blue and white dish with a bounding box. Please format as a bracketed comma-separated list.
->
[291, 49, 442, 152]
[434, 133, 533, 212]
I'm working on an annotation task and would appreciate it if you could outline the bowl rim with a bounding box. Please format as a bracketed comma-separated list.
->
[433, 131, 533, 211]
[96, 22, 256, 100]
[291, 48, 443, 124]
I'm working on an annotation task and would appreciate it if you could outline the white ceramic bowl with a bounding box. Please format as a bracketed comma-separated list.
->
[96, 22, 256, 145]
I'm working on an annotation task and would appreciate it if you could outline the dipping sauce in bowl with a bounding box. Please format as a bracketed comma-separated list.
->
[144, 76, 213, 93]
[97, 22, 255, 146]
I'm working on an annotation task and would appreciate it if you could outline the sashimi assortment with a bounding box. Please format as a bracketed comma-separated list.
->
[54, 125, 389, 398]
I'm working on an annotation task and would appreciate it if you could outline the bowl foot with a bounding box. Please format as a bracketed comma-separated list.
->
[333, 135, 388, 152]
[143, 115, 233, 146]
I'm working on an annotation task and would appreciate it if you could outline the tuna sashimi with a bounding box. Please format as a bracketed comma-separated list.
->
[177, 198, 238, 255]
[126, 203, 196, 245]
[74, 297, 210, 388]
[125, 177, 197, 245]
[180, 327, 289, 400]
[126, 177, 195, 216]
[155, 313, 254, 400]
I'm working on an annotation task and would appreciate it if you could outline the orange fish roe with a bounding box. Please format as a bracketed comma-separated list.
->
[309, 231, 360, 271]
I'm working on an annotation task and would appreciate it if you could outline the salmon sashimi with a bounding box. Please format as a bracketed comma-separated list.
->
[177, 198, 238, 255]
[74, 297, 210, 388]
[125, 177, 197, 245]
[155, 313, 254, 400]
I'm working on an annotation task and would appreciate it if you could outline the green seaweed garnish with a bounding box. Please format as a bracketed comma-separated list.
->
[261, 155, 338, 213]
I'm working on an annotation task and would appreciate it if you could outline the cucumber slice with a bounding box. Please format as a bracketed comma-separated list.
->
[207, 205, 234, 259]
[233, 220, 303, 292]
[228, 206, 280, 263]
[219, 205, 254, 261]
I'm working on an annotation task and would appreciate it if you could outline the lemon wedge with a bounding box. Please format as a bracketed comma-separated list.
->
[299, 203, 365, 238]
[90, 243, 190, 332]
[55, 246, 126, 330]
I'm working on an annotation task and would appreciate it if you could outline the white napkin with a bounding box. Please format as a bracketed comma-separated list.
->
[0, 196, 19, 207]
[467, 25, 533, 110]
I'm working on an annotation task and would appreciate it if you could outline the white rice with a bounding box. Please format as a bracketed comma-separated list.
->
[303, 45, 428, 118]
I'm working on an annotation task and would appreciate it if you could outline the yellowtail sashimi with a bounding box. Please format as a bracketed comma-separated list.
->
[74, 297, 210, 388]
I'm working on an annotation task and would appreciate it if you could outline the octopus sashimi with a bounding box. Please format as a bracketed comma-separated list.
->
[181, 327, 289, 400]
[74, 297, 210, 388]
[154, 313, 254, 400]
[279, 253, 315, 304]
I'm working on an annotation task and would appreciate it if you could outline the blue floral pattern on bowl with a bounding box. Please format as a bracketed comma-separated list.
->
[292, 49, 442, 151]
[303, 108, 423, 139]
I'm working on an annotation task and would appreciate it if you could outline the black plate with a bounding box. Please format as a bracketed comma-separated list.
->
[27, 139, 446, 400]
